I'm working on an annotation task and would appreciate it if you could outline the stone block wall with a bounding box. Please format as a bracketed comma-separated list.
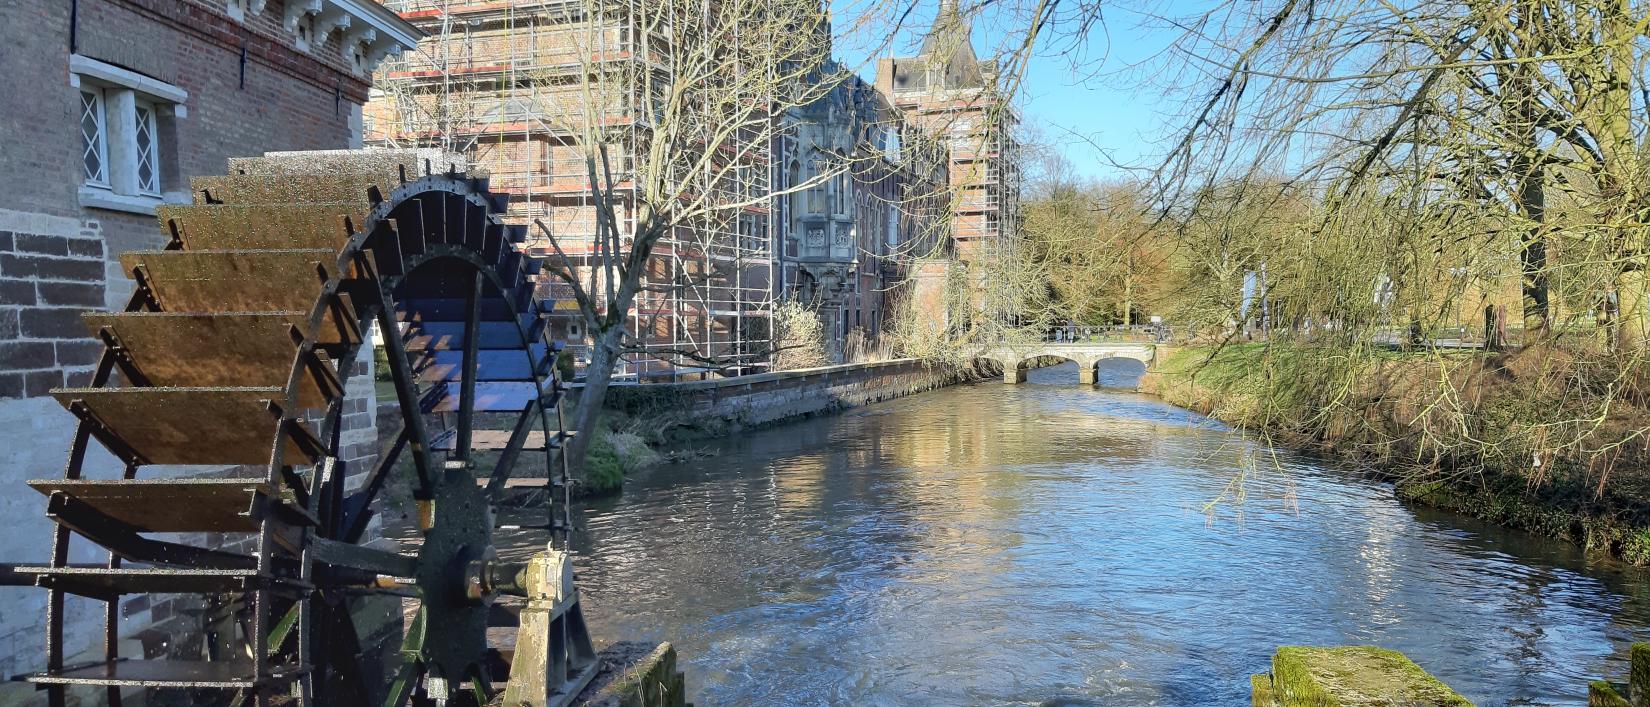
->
[605, 359, 971, 433]
[0, 211, 110, 397]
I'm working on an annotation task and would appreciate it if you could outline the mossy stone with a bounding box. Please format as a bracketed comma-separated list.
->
[1252, 673, 1280, 706]
[1630, 643, 1650, 707]
[1592, 680, 1632, 707]
[1270, 646, 1472, 706]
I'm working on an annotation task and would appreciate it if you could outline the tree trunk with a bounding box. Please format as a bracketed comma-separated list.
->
[1122, 271, 1132, 327]
[1599, 1, 1640, 349]
[1617, 268, 1649, 351]
[562, 323, 625, 478]
[1503, 9, 1548, 334]
[1516, 174, 1547, 333]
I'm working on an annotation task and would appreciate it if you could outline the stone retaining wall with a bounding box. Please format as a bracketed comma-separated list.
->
[602, 358, 971, 434]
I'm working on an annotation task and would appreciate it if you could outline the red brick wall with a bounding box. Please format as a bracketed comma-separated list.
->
[0, 0, 368, 399]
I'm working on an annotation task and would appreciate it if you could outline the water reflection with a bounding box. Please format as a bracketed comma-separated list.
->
[498, 362, 1650, 705]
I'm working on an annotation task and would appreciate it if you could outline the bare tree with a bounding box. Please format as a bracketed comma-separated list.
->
[521, 0, 867, 470]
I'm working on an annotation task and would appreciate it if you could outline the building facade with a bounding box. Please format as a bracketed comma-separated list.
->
[875, 0, 1021, 260]
[0, 0, 416, 692]
[776, 67, 950, 363]
[368, 0, 778, 381]
[369, 0, 966, 377]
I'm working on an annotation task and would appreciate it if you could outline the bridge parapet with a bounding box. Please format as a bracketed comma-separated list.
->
[979, 341, 1159, 385]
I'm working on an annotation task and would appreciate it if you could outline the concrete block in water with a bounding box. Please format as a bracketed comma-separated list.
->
[1632, 643, 1650, 707]
[575, 641, 689, 707]
[1251, 673, 1278, 706]
[1588, 642, 1650, 707]
[1251, 646, 1472, 706]
[1591, 680, 1632, 707]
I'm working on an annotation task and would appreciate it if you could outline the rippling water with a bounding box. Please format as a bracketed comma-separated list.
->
[498, 362, 1650, 705]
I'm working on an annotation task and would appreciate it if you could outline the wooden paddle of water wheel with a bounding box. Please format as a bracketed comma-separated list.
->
[0, 150, 596, 706]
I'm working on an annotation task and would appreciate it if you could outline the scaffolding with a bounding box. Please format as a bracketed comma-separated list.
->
[368, 0, 777, 381]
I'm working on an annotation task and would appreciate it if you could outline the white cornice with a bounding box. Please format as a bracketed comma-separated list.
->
[362, 36, 405, 73]
[342, 24, 378, 51]
[328, 0, 423, 50]
[314, 5, 352, 38]
[283, 0, 322, 33]
[366, 36, 403, 63]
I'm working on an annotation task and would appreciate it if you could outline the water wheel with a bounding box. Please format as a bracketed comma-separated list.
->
[1, 151, 595, 706]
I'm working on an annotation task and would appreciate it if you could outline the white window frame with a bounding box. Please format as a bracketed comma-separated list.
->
[79, 88, 109, 188]
[133, 99, 161, 197]
[70, 55, 187, 215]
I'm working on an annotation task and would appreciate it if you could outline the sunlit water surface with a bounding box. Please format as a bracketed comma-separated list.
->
[498, 362, 1650, 706]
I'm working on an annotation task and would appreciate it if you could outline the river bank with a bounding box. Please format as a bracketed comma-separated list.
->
[1138, 344, 1650, 565]
[565, 358, 992, 495]
[507, 364, 1650, 704]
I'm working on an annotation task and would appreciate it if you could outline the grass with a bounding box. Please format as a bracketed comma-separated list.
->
[1143, 340, 1650, 565]
[582, 432, 625, 496]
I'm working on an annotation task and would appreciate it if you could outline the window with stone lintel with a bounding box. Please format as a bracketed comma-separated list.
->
[70, 55, 187, 215]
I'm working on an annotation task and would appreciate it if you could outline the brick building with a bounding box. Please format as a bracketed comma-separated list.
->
[368, 0, 778, 380]
[369, 0, 973, 377]
[0, 0, 417, 693]
[876, 0, 1021, 260]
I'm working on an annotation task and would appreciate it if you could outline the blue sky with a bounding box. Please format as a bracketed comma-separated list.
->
[828, 0, 1193, 183]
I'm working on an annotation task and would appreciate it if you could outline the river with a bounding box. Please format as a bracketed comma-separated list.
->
[497, 361, 1650, 705]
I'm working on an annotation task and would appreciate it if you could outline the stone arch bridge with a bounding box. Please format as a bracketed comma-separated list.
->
[979, 341, 1159, 384]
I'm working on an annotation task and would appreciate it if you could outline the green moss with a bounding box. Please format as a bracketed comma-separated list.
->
[1251, 673, 1279, 707]
[582, 432, 625, 496]
[1397, 480, 1650, 565]
[1270, 646, 1471, 706]
[1630, 643, 1650, 704]
[556, 349, 575, 383]
[373, 346, 392, 382]
[1589, 680, 1631, 707]
[586, 643, 682, 706]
